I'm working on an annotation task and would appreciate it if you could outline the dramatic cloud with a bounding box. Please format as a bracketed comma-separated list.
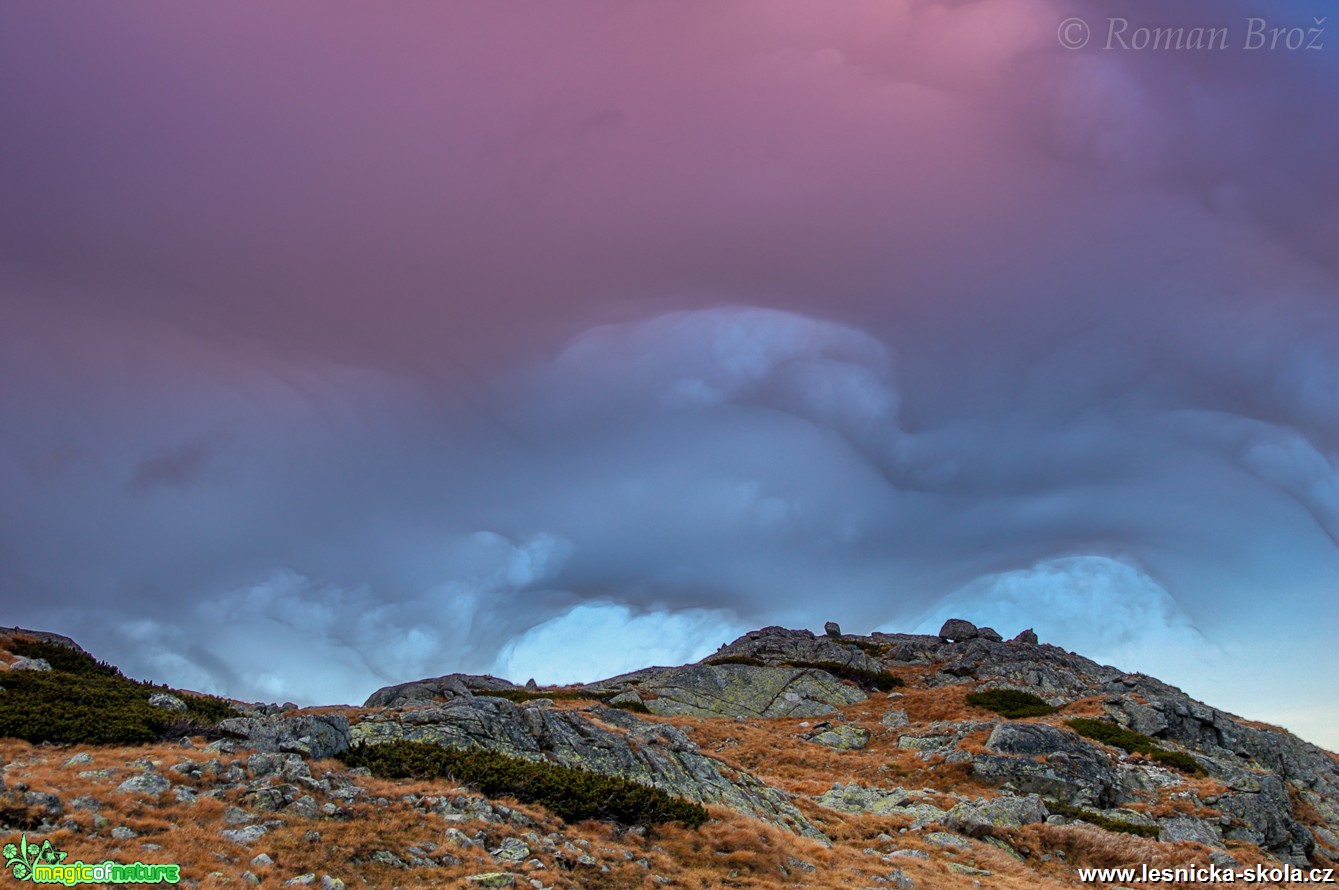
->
[1, 0, 1336, 746]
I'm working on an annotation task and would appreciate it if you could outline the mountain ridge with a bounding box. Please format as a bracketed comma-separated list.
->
[1, 620, 1335, 888]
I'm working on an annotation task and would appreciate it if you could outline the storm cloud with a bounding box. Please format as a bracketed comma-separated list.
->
[1, 0, 1336, 746]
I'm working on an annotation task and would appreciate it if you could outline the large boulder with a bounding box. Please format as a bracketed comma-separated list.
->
[938, 619, 979, 643]
[972, 722, 1124, 808]
[627, 664, 866, 719]
[217, 714, 350, 759]
[350, 696, 826, 839]
[701, 626, 883, 672]
[823, 621, 842, 638]
[364, 674, 519, 708]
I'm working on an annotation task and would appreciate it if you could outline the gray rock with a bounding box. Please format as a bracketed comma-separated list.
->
[8, 656, 51, 671]
[464, 875, 516, 889]
[810, 725, 870, 751]
[977, 627, 1003, 642]
[491, 838, 531, 863]
[217, 714, 350, 759]
[690, 626, 884, 672]
[363, 673, 517, 708]
[938, 619, 978, 643]
[945, 794, 1048, 835]
[824, 621, 842, 637]
[23, 792, 63, 817]
[619, 663, 866, 719]
[116, 773, 172, 796]
[1159, 816, 1223, 847]
[349, 695, 825, 839]
[221, 825, 269, 844]
[148, 692, 188, 712]
[880, 709, 909, 729]
[973, 722, 1124, 808]
[110, 826, 137, 840]
[1011, 628, 1039, 645]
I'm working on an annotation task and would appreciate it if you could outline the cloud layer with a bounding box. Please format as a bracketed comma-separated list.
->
[1, 0, 1336, 746]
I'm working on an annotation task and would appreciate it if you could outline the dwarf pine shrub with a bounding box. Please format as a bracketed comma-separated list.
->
[0, 638, 239, 745]
[341, 740, 708, 828]
[965, 689, 1058, 718]
[1065, 718, 1205, 775]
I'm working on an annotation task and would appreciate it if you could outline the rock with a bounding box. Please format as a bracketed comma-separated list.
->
[1159, 816, 1223, 847]
[23, 792, 63, 816]
[973, 723, 1124, 808]
[250, 854, 274, 867]
[116, 773, 171, 796]
[977, 627, 1003, 642]
[938, 619, 978, 643]
[606, 690, 644, 708]
[1012, 629, 1039, 645]
[524, 679, 538, 691]
[221, 825, 269, 845]
[465, 874, 517, 888]
[148, 692, 188, 712]
[319, 878, 345, 890]
[945, 794, 1048, 835]
[824, 621, 842, 637]
[624, 664, 866, 719]
[217, 714, 350, 759]
[283, 876, 316, 887]
[690, 626, 884, 672]
[809, 725, 869, 751]
[880, 709, 909, 729]
[491, 838, 530, 862]
[349, 695, 826, 839]
[63, 752, 93, 768]
[8, 656, 51, 671]
[110, 826, 137, 840]
[363, 673, 518, 708]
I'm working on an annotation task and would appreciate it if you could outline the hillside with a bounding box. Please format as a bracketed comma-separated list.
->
[1, 621, 1335, 889]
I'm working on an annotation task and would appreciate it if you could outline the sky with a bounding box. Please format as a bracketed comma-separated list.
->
[2, 1, 1337, 749]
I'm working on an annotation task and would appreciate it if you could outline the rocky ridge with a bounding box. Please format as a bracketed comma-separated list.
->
[2, 619, 1336, 889]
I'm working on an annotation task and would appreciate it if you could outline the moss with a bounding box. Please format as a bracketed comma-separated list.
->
[1047, 800, 1160, 838]
[1065, 719, 1205, 775]
[341, 740, 708, 828]
[0, 641, 240, 745]
[965, 689, 1058, 718]
[785, 660, 904, 692]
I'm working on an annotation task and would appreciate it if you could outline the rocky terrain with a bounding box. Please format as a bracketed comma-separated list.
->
[1, 620, 1335, 889]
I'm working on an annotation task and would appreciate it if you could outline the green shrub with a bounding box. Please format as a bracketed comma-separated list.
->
[704, 655, 766, 667]
[849, 640, 886, 656]
[1065, 719, 1205, 775]
[341, 740, 708, 828]
[785, 660, 904, 692]
[7, 638, 122, 678]
[1046, 800, 1160, 838]
[965, 689, 1058, 718]
[0, 643, 240, 745]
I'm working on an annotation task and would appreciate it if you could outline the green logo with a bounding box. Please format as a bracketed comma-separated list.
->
[3, 835, 66, 880]
[3, 835, 180, 885]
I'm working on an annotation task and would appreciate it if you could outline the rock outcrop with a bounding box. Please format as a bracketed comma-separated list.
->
[350, 696, 825, 839]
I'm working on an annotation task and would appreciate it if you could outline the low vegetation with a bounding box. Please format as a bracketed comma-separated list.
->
[784, 660, 904, 692]
[341, 740, 708, 828]
[0, 637, 239, 745]
[703, 655, 767, 667]
[965, 688, 1058, 718]
[1065, 718, 1206, 775]
[472, 688, 593, 704]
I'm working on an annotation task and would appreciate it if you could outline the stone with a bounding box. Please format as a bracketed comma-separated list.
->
[217, 714, 350, 759]
[465, 874, 517, 888]
[8, 656, 51, 671]
[938, 619, 978, 643]
[116, 773, 171, 796]
[491, 837, 531, 862]
[1011, 628, 1039, 645]
[23, 791, 63, 816]
[221, 825, 270, 844]
[977, 627, 1003, 642]
[880, 709, 909, 729]
[945, 794, 1048, 835]
[810, 725, 870, 750]
[110, 826, 137, 840]
[148, 692, 188, 712]
[626, 664, 866, 720]
[824, 621, 842, 637]
[1159, 816, 1223, 847]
